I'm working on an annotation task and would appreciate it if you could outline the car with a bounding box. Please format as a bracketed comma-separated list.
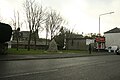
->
[116, 48, 120, 55]
[105, 46, 119, 53]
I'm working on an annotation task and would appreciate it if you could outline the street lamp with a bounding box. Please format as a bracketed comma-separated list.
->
[97, 12, 114, 51]
[99, 12, 114, 36]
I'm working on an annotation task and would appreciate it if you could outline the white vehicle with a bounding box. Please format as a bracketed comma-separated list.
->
[106, 46, 119, 53]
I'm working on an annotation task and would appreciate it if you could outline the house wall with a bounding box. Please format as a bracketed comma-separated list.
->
[66, 39, 88, 50]
[11, 44, 48, 50]
[104, 33, 120, 47]
[11, 40, 50, 50]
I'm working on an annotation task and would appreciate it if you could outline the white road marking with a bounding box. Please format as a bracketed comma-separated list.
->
[0, 69, 58, 79]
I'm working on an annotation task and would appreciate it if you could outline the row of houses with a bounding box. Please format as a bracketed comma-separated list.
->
[9, 27, 120, 50]
[9, 31, 50, 49]
[9, 30, 95, 50]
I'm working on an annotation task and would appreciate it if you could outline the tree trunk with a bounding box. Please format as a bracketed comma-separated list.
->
[45, 31, 48, 50]
[17, 36, 19, 51]
[28, 30, 32, 51]
[34, 33, 37, 50]
[16, 31, 19, 51]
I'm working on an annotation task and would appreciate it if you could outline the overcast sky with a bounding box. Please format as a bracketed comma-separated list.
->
[0, 0, 120, 36]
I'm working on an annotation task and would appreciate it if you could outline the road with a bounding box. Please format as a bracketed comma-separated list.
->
[0, 55, 120, 80]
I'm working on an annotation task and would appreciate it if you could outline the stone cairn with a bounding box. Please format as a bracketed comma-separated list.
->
[48, 39, 58, 52]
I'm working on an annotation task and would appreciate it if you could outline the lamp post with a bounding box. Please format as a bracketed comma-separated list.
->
[98, 12, 114, 51]
[99, 12, 114, 36]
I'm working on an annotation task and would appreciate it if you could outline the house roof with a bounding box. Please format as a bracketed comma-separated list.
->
[66, 37, 93, 40]
[104, 27, 120, 34]
[66, 34, 83, 38]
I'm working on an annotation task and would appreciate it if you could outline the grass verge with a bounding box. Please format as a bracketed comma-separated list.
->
[7, 48, 89, 55]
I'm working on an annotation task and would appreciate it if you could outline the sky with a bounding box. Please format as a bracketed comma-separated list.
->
[0, 0, 120, 37]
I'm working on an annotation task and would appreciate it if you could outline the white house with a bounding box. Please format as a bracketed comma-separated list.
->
[104, 27, 120, 48]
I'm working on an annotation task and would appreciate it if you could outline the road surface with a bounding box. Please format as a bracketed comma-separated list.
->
[0, 55, 120, 80]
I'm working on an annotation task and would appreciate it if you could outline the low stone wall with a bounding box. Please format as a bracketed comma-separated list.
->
[11, 44, 48, 50]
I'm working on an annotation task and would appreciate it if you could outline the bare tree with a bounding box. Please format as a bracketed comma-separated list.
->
[11, 11, 22, 51]
[45, 9, 65, 40]
[45, 16, 50, 46]
[24, 0, 46, 50]
[33, 5, 45, 50]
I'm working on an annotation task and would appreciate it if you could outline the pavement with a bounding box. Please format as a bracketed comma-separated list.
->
[0, 52, 116, 61]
